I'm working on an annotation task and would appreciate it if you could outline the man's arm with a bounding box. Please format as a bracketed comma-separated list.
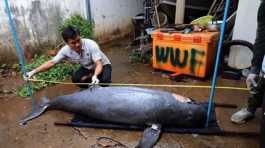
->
[33, 60, 56, 74]
[24, 45, 66, 80]
[33, 46, 66, 74]
[25, 60, 56, 80]
[89, 40, 104, 84]
[90, 60, 102, 84]
[93, 60, 103, 76]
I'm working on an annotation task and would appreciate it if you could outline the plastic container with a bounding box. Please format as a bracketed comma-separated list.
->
[151, 30, 219, 78]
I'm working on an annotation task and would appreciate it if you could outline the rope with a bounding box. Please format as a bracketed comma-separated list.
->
[28, 78, 248, 91]
[4, 0, 36, 111]
[96, 137, 128, 148]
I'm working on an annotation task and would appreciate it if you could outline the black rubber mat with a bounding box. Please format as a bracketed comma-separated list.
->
[56, 103, 223, 135]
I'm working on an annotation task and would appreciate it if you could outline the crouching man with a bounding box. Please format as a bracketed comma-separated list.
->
[24, 26, 112, 88]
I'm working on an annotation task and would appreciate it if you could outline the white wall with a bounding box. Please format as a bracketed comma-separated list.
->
[90, 0, 144, 42]
[229, 0, 260, 69]
[0, 0, 86, 63]
[0, 0, 86, 45]
[0, 0, 144, 63]
[232, 0, 260, 43]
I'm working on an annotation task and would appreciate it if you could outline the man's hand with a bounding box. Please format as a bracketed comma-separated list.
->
[246, 73, 258, 90]
[91, 75, 99, 85]
[23, 70, 36, 81]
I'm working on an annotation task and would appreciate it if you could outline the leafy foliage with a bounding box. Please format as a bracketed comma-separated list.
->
[129, 49, 152, 64]
[0, 63, 19, 71]
[59, 14, 94, 38]
[129, 50, 142, 63]
[18, 55, 79, 97]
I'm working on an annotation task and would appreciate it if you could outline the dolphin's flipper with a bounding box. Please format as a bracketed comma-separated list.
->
[136, 124, 162, 148]
[19, 96, 50, 125]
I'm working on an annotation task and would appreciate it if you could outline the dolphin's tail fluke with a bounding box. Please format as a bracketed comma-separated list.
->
[19, 96, 50, 125]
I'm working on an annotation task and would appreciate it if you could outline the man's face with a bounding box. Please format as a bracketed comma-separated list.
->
[67, 36, 82, 52]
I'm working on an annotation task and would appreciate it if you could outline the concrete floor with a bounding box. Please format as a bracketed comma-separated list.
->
[0, 38, 260, 148]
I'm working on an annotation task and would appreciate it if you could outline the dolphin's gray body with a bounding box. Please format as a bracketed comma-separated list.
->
[21, 86, 208, 147]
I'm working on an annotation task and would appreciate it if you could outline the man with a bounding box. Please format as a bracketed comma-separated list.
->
[25, 26, 112, 88]
[231, 1, 265, 124]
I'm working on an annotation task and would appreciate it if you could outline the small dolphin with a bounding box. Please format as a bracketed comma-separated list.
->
[20, 86, 207, 148]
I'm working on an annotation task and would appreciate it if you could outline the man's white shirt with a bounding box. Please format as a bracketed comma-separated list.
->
[52, 39, 111, 70]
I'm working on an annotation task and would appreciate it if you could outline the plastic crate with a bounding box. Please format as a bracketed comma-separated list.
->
[152, 30, 219, 78]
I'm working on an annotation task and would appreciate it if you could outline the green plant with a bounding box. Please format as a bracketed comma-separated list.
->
[18, 55, 80, 97]
[0, 63, 19, 73]
[129, 50, 142, 63]
[129, 50, 152, 64]
[0, 64, 7, 69]
[11, 64, 20, 71]
[59, 14, 94, 38]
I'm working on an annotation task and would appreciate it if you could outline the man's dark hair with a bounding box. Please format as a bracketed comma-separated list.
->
[61, 26, 80, 42]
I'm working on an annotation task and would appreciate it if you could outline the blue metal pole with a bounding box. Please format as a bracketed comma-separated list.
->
[4, 0, 26, 73]
[4, 0, 35, 111]
[205, 0, 231, 127]
[85, 0, 92, 21]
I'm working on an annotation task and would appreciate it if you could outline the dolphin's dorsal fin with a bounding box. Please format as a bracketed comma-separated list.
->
[136, 124, 162, 148]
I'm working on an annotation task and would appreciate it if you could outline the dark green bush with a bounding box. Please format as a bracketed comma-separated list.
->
[59, 14, 94, 38]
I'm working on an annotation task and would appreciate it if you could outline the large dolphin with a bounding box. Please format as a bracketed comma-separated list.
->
[20, 86, 207, 148]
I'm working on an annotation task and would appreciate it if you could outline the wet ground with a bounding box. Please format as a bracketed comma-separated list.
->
[0, 38, 261, 148]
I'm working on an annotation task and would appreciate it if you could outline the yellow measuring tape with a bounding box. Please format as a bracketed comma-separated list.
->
[28, 79, 248, 91]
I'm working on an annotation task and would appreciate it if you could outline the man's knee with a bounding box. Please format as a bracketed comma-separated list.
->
[72, 73, 91, 88]
[100, 65, 112, 83]
[72, 67, 92, 83]
[100, 75, 111, 83]
[72, 73, 82, 83]
[102, 78, 111, 83]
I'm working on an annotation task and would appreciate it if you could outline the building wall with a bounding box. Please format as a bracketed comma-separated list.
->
[90, 0, 144, 42]
[229, 0, 260, 69]
[0, 0, 86, 63]
[0, 0, 144, 63]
